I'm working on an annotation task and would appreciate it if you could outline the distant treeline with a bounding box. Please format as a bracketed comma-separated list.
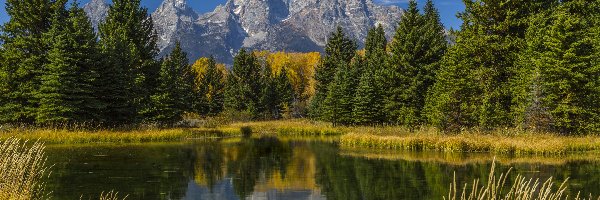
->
[1, 0, 599, 135]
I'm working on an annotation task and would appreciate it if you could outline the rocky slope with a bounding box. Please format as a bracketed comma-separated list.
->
[83, 0, 109, 32]
[84, 0, 404, 64]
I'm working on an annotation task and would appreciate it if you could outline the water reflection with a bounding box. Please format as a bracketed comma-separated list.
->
[190, 137, 322, 200]
[45, 137, 600, 200]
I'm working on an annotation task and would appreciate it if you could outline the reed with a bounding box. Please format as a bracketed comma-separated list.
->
[0, 138, 50, 200]
[340, 132, 600, 155]
[98, 191, 128, 200]
[446, 160, 598, 200]
[0, 128, 199, 144]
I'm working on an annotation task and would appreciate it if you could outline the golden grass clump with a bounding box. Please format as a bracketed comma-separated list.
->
[446, 159, 598, 200]
[0, 128, 197, 144]
[0, 138, 50, 200]
[98, 191, 128, 200]
[340, 132, 600, 155]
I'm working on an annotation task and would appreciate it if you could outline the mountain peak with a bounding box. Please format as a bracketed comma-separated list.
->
[84, 0, 403, 64]
[83, 0, 109, 31]
[157, 0, 191, 11]
[152, 0, 200, 56]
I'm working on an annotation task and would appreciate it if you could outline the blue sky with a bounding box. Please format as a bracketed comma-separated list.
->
[0, 0, 464, 29]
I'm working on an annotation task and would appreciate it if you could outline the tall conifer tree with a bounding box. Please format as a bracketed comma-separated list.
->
[353, 70, 384, 125]
[365, 25, 387, 60]
[356, 26, 387, 124]
[387, 0, 445, 127]
[37, 1, 102, 125]
[0, 0, 62, 123]
[323, 66, 349, 126]
[196, 57, 225, 116]
[324, 57, 363, 126]
[224, 49, 262, 117]
[149, 43, 194, 125]
[275, 67, 295, 118]
[259, 64, 278, 119]
[98, 0, 158, 124]
[310, 27, 357, 119]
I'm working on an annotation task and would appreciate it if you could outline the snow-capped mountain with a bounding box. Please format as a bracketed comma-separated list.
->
[84, 0, 404, 64]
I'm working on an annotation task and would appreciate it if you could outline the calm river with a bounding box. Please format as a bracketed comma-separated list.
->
[45, 137, 600, 200]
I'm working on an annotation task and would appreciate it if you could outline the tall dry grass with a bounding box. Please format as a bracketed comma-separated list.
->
[340, 132, 600, 155]
[446, 159, 598, 200]
[98, 191, 128, 200]
[0, 138, 50, 200]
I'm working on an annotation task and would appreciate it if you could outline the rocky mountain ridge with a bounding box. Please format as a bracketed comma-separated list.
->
[84, 0, 404, 64]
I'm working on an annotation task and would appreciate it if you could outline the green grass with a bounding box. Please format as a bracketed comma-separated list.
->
[0, 128, 203, 144]
[3, 119, 600, 155]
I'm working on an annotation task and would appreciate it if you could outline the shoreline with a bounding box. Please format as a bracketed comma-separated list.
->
[2, 119, 600, 155]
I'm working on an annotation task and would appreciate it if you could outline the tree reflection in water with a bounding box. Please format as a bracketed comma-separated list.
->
[45, 137, 600, 200]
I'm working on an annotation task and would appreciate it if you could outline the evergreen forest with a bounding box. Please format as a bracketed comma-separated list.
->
[1, 0, 599, 135]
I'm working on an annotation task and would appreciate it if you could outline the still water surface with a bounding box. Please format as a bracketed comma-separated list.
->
[45, 137, 600, 200]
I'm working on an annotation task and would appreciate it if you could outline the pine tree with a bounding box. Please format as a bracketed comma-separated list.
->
[424, 46, 478, 131]
[149, 43, 194, 125]
[310, 27, 357, 119]
[362, 26, 388, 123]
[0, 0, 62, 123]
[353, 70, 384, 125]
[259, 64, 278, 119]
[98, 0, 158, 124]
[275, 67, 294, 118]
[323, 67, 347, 126]
[36, 1, 102, 125]
[386, 0, 431, 127]
[224, 73, 241, 111]
[196, 57, 225, 116]
[324, 58, 362, 126]
[365, 25, 387, 60]
[224, 49, 262, 117]
[422, 0, 447, 70]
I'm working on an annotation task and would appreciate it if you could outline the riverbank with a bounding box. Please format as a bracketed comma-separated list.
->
[0, 120, 344, 144]
[0, 128, 196, 144]
[222, 120, 600, 155]
[340, 132, 600, 155]
[3, 119, 600, 155]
